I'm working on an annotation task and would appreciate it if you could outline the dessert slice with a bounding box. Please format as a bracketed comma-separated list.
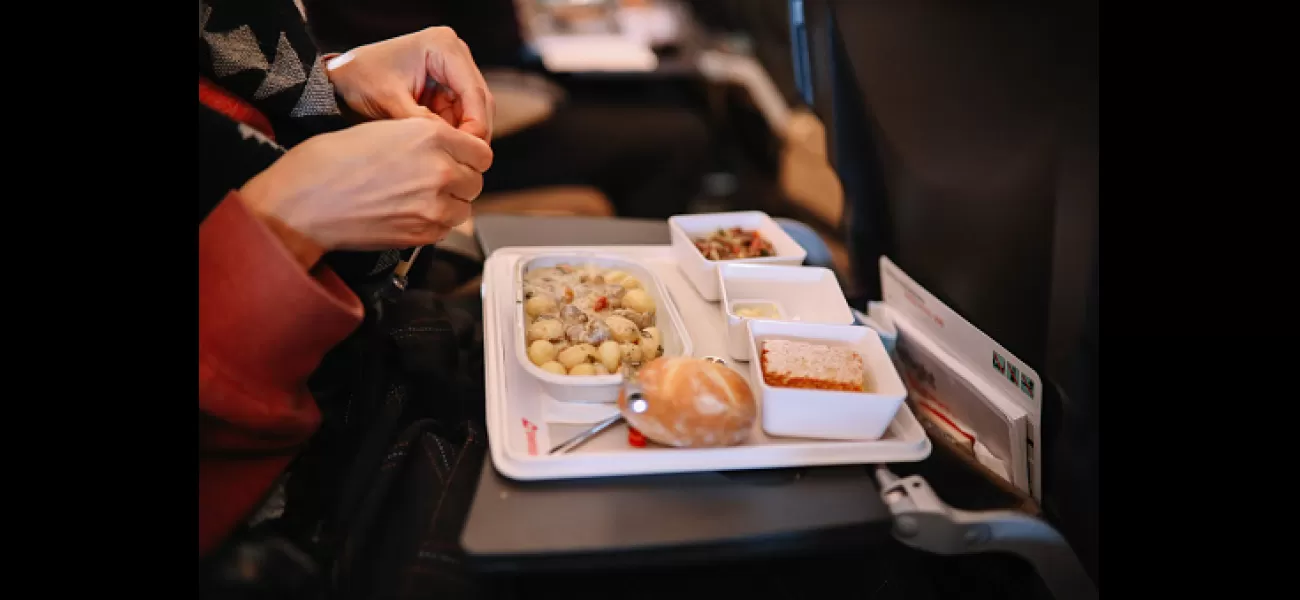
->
[760, 339, 868, 392]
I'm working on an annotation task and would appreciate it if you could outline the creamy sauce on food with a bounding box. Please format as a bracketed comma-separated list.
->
[522, 263, 662, 377]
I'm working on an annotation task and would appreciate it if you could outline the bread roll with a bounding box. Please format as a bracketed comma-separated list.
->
[618, 357, 756, 448]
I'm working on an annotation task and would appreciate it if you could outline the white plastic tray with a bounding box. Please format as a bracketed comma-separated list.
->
[483, 246, 932, 481]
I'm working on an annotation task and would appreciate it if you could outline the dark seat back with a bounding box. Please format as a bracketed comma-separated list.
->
[802, 0, 1099, 583]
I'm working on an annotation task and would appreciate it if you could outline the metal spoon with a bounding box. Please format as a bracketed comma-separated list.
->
[548, 412, 626, 455]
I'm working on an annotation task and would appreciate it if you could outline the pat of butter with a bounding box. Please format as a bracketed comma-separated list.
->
[735, 303, 781, 319]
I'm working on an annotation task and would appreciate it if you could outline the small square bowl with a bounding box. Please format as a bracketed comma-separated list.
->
[719, 263, 855, 361]
[668, 211, 807, 301]
[747, 320, 908, 441]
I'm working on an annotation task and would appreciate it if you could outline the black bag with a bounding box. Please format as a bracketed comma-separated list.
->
[201, 264, 489, 600]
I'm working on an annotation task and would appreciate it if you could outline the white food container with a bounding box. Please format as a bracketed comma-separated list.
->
[668, 211, 807, 301]
[747, 320, 907, 441]
[514, 253, 693, 404]
[718, 263, 855, 361]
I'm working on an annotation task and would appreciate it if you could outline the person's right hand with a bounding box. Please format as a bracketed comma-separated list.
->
[239, 116, 493, 252]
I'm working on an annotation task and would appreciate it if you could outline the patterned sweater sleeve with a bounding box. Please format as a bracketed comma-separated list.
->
[199, 0, 354, 149]
[198, 101, 285, 222]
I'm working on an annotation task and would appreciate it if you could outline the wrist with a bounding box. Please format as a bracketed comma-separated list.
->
[237, 176, 329, 271]
[322, 50, 357, 90]
[322, 51, 366, 123]
[323, 51, 350, 72]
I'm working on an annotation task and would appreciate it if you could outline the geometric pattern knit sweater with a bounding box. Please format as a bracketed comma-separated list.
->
[199, 0, 348, 149]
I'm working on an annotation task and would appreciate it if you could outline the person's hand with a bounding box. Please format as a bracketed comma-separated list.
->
[238, 117, 493, 252]
[326, 26, 495, 142]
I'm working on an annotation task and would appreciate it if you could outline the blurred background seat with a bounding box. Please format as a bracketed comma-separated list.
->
[456, 185, 615, 241]
[302, 0, 853, 280]
[464, 69, 616, 239]
[487, 69, 563, 139]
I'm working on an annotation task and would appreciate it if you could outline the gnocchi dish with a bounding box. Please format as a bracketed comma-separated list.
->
[522, 263, 664, 377]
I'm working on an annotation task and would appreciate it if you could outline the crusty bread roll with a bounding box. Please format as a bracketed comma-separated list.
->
[618, 357, 757, 448]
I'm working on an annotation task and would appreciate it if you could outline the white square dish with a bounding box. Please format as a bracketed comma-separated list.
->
[668, 211, 807, 301]
[514, 253, 693, 403]
[747, 320, 907, 441]
[718, 263, 855, 361]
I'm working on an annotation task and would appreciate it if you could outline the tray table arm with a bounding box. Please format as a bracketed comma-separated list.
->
[875, 467, 1097, 600]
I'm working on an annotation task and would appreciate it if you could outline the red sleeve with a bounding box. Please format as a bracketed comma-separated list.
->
[199, 191, 363, 558]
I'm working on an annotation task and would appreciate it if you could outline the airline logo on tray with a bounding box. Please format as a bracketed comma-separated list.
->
[521, 418, 540, 456]
[992, 351, 1035, 398]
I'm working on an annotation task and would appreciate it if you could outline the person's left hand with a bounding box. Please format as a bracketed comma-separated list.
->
[326, 26, 496, 142]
